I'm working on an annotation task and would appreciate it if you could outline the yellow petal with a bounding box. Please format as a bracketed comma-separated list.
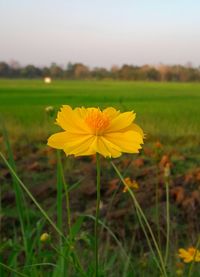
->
[105, 111, 136, 133]
[104, 130, 143, 154]
[195, 256, 200, 262]
[103, 107, 120, 120]
[178, 248, 194, 263]
[178, 248, 189, 258]
[47, 132, 69, 149]
[63, 134, 95, 156]
[90, 137, 121, 158]
[74, 106, 88, 117]
[56, 105, 89, 134]
[124, 123, 145, 138]
[48, 131, 94, 156]
[100, 137, 122, 157]
[184, 257, 193, 263]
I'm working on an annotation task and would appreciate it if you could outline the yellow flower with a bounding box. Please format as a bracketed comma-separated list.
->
[47, 106, 144, 158]
[40, 233, 50, 242]
[123, 177, 139, 192]
[178, 247, 200, 263]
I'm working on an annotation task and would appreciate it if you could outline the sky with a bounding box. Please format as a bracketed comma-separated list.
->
[0, 0, 200, 68]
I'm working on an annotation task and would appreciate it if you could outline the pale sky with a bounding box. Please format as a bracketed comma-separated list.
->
[0, 0, 200, 68]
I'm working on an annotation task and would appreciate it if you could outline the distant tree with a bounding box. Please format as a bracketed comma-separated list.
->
[42, 67, 51, 77]
[187, 67, 200, 81]
[119, 65, 140, 80]
[66, 62, 73, 71]
[9, 60, 21, 78]
[65, 62, 74, 78]
[0, 60, 199, 81]
[110, 65, 120, 79]
[91, 67, 109, 80]
[21, 65, 41, 78]
[73, 63, 90, 79]
[157, 64, 170, 81]
[49, 63, 64, 78]
[146, 67, 161, 81]
[0, 62, 10, 77]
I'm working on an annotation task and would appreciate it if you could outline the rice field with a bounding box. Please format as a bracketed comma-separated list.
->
[0, 79, 200, 142]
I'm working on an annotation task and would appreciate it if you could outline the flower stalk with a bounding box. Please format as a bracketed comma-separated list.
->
[164, 177, 170, 267]
[95, 153, 101, 277]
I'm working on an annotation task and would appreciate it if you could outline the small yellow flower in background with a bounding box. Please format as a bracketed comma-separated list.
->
[178, 247, 200, 263]
[40, 233, 50, 242]
[123, 177, 139, 192]
[47, 105, 144, 158]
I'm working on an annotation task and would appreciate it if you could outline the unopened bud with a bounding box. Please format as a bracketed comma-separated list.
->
[40, 233, 50, 242]
[164, 163, 171, 178]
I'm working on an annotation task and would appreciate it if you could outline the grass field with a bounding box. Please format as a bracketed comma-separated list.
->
[0, 79, 200, 143]
[1, 79, 200, 276]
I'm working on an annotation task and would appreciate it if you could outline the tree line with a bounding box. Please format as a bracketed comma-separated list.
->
[0, 61, 200, 82]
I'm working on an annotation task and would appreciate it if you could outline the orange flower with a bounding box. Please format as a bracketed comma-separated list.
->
[123, 177, 139, 192]
[178, 247, 200, 263]
[155, 141, 162, 149]
[47, 106, 144, 158]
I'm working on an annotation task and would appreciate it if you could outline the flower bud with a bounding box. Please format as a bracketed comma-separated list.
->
[40, 233, 50, 242]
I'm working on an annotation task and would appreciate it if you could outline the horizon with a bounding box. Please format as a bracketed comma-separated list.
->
[1, 0, 200, 68]
[1, 60, 200, 70]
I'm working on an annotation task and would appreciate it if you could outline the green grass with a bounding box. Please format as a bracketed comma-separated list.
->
[0, 79, 200, 142]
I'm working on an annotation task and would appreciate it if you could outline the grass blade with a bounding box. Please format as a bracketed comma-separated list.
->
[1, 121, 29, 259]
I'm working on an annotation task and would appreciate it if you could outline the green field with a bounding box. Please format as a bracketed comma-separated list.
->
[0, 79, 200, 142]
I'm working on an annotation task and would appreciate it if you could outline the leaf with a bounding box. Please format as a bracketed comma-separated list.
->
[70, 216, 84, 239]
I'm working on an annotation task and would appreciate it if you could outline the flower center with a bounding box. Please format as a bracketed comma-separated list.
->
[85, 109, 110, 135]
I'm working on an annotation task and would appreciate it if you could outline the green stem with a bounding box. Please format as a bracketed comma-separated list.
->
[135, 205, 163, 274]
[22, 263, 57, 269]
[56, 151, 63, 232]
[155, 165, 161, 248]
[84, 214, 129, 264]
[57, 152, 71, 237]
[111, 161, 168, 277]
[95, 153, 101, 277]
[62, 172, 72, 238]
[164, 178, 170, 266]
[50, 244, 86, 276]
[0, 262, 27, 277]
[56, 151, 65, 275]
